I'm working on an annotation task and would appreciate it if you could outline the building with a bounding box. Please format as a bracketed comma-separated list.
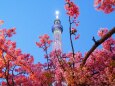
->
[52, 11, 63, 51]
[52, 11, 67, 86]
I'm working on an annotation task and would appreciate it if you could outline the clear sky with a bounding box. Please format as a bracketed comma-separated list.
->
[0, 0, 115, 63]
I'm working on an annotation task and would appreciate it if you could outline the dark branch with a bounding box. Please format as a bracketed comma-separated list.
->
[69, 16, 75, 68]
[81, 27, 115, 67]
[92, 36, 98, 44]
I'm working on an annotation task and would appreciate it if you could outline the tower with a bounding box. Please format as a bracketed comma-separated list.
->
[52, 11, 67, 86]
[52, 11, 63, 51]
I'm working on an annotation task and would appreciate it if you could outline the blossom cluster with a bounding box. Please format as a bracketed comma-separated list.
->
[65, 0, 79, 19]
[36, 34, 52, 51]
[94, 0, 115, 13]
[65, 0, 80, 41]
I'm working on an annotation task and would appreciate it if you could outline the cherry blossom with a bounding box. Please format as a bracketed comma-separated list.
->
[94, 0, 115, 13]
[0, 20, 4, 25]
[0, 0, 115, 86]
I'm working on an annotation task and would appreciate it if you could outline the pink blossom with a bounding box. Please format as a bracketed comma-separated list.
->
[98, 28, 108, 37]
[75, 34, 80, 40]
[0, 20, 4, 25]
[94, 0, 115, 13]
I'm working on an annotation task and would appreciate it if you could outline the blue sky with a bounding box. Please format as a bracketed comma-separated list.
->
[0, 0, 115, 63]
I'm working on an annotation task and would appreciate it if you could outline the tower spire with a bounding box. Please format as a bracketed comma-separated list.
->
[55, 10, 59, 19]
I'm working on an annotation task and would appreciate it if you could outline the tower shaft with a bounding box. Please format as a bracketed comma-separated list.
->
[52, 19, 63, 51]
[53, 28, 62, 51]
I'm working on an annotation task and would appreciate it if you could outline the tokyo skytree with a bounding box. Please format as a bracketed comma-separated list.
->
[52, 11, 63, 51]
[52, 11, 67, 86]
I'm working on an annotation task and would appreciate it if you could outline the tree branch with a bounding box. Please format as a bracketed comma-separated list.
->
[55, 50, 66, 71]
[81, 27, 115, 67]
[44, 45, 50, 70]
[69, 16, 75, 68]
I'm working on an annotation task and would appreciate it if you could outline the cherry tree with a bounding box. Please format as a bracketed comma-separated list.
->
[0, 0, 115, 86]
[0, 22, 43, 86]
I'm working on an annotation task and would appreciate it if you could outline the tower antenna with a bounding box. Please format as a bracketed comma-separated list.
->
[55, 10, 59, 19]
